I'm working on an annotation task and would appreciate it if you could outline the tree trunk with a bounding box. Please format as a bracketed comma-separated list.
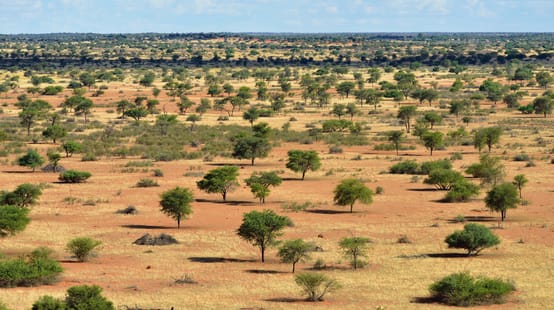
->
[251, 157, 255, 166]
[350, 203, 354, 213]
[261, 246, 265, 263]
[292, 262, 296, 273]
[301, 170, 306, 180]
[222, 191, 227, 201]
[177, 216, 181, 229]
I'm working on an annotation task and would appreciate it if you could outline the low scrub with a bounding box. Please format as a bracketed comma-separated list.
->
[135, 178, 159, 187]
[59, 170, 92, 183]
[0, 247, 62, 288]
[66, 237, 101, 262]
[443, 180, 480, 202]
[429, 272, 515, 306]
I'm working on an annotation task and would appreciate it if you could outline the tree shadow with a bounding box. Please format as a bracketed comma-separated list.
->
[425, 253, 470, 258]
[407, 188, 441, 192]
[1, 170, 35, 174]
[194, 198, 256, 206]
[448, 216, 497, 223]
[264, 297, 305, 303]
[205, 163, 249, 167]
[305, 209, 354, 215]
[411, 296, 438, 304]
[244, 269, 287, 274]
[188, 257, 255, 263]
[121, 224, 172, 229]
[281, 177, 302, 181]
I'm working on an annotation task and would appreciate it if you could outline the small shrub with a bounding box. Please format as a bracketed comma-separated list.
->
[135, 178, 159, 187]
[32, 295, 66, 310]
[453, 214, 466, 223]
[450, 152, 463, 161]
[294, 272, 340, 302]
[329, 145, 343, 154]
[59, 170, 92, 183]
[66, 237, 101, 262]
[525, 160, 536, 167]
[281, 201, 313, 212]
[389, 160, 420, 174]
[429, 272, 515, 306]
[217, 115, 229, 121]
[125, 160, 153, 167]
[443, 180, 480, 202]
[420, 159, 452, 175]
[513, 153, 530, 162]
[152, 169, 164, 177]
[81, 153, 97, 161]
[375, 186, 384, 195]
[116, 206, 138, 215]
[410, 175, 420, 183]
[312, 259, 326, 270]
[397, 235, 411, 244]
[174, 274, 198, 285]
[65, 285, 114, 310]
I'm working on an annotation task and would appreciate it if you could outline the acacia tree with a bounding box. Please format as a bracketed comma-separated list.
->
[236, 209, 291, 262]
[0, 205, 30, 237]
[196, 166, 239, 201]
[333, 179, 373, 213]
[422, 131, 444, 156]
[445, 223, 500, 256]
[397, 105, 417, 133]
[245, 171, 282, 203]
[278, 239, 314, 273]
[512, 174, 528, 199]
[339, 237, 371, 269]
[286, 150, 321, 180]
[387, 130, 404, 156]
[533, 96, 553, 118]
[17, 149, 44, 172]
[1, 183, 42, 208]
[485, 182, 519, 221]
[159, 187, 193, 229]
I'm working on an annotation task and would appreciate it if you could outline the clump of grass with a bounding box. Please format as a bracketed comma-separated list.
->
[281, 201, 314, 212]
[125, 160, 153, 167]
[135, 178, 159, 187]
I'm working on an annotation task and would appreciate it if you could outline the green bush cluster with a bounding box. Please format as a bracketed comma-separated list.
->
[0, 247, 62, 288]
[430, 272, 515, 306]
[59, 170, 92, 183]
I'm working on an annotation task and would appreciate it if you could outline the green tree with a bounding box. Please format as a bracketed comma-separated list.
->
[232, 135, 271, 166]
[186, 114, 201, 131]
[331, 104, 346, 119]
[66, 237, 101, 262]
[424, 169, 465, 190]
[345, 102, 359, 121]
[336, 81, 355, 98]
[485, 182, 519, 221]
[223, 83, 234, 96]
[443, 180, 480, 202]
[397, 105, 417, 133]
[139, 71, 155, 87]
[32, 295, 66, 309]
[79, 72, 95, 89]
[196, 98, 211, 115]
[196, 166, 239, 201]
[445, 223, 500, 256]
[47, 150, 62, 172]
[532, 96, 552, 118]
[61, 141, 81, 157]
[42, 125, 67, 144]
[536, 71, 553, 89]
[155, 114, 178, 136]
[124, 106, 149, 122]
[65, 285, 114, 310]
[367, 67, 381, 86]
[1, 183, 42, 208]
[386, 130, 404, 156]
[422, 112, 443, 129]
[0, 205, 30, 237]
[422, 131, 444, 156]
[242, 107, 260, 127]
[18, 99, 51, 136]
[178, 96, 194, 114]
[286, 150, 321, 180]
[449, 99, 469, 120]
[512, 174, 528, 199]
[339, 237, 371, 269]
[245, 171, 282, 203]
[236, 209, 291, 262]
[159, 187, 193, 229]
[207, 84, 222, 97]
[294, 272, 340, 302]
[333, 179, 373, 213]
[74, 97, 93, 122]
[465, 154, 505, 187]
[474, 127, 502, 153]
[277, 239, 314, 273]
[17, 149, 44, 172]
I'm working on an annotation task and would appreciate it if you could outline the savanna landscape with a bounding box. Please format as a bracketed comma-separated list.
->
[0, 32, 553, 310]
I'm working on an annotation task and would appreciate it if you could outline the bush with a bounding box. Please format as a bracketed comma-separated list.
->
[443, 180, 480, 202]
[429, 272, 515, 306]
[32, 295, 66, 310]
[513, 153, 530, 162]
[389, 160, 420, 174]
[450, 152, 463, 161]
[329, 145, 343, 154]
[59, 170, 92, 183]
[423, 169, 464, 190]
[81, 153, 97, 161]
[420, 159, 452, 175]
[66, 237, 101, 262]
[152, 169, 164, 177]
[65, 285, 114, 310]
[135, 178, 159, 187]
[294, 272, 340, 302]
[0, 247, 63, 288]
[445, 223, 500, 256]
[375, 186, 384, 195]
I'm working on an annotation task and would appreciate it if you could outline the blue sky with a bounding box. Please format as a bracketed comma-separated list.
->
[1, 0, 553, 34]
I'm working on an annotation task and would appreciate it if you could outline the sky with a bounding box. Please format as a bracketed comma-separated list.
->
[1, 0, 553, 34]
